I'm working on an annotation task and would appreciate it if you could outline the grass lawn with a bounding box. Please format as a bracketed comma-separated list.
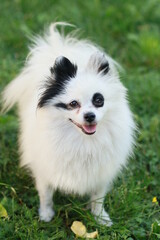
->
[0, 0, 160, 239]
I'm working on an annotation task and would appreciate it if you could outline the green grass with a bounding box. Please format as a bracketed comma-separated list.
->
[0, 0, 160, 239]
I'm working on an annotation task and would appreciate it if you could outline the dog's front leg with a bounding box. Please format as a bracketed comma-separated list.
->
[36, 180, 55, 222]
[90, 188, 112, 226]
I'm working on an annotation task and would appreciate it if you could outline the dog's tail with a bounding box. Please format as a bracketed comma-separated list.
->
[1, 69, 30, 113]
[1, 22, 75, 113]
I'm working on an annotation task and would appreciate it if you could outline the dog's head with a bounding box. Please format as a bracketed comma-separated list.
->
[38, 53, 125, 135]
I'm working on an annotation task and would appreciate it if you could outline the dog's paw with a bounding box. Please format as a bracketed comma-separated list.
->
[93, 210, 113, 226]
[39, 207, 55, 222]
[96, 216, 113, 226]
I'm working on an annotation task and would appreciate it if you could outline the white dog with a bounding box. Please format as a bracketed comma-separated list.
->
[2, 23, 135, 226]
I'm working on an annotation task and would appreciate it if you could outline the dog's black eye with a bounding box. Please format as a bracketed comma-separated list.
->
[69, 100, 79, 109]
[92, 93, 104, 107]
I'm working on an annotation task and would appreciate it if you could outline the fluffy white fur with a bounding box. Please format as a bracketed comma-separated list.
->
[2, 22, 135, 225]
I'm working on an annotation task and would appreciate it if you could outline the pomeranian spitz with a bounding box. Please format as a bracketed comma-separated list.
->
[2, 22, 135, 226]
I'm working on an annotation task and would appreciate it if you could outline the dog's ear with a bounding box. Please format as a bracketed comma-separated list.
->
[50, 56, 77, 79]
[87, 52, 109, 75]
[98, 60, 109, 75]
[38, 57, 77, 108]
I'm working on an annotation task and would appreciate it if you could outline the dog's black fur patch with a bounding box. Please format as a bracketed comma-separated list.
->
[98, 61, 109, 75]
[92, 92, 104, 107]
[55, 102, 68, 110]
[38, 56, 77, 108]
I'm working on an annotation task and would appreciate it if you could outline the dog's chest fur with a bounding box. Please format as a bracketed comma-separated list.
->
[28, 115, 119, 195]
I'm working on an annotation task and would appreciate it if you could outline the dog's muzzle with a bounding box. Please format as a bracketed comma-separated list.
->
[69, 118, 97, 135]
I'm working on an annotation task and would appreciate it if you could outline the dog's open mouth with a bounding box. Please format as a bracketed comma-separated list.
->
[69, 119, 97, 135]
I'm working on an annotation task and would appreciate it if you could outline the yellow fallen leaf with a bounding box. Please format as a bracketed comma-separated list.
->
[71, 221, 98, 239]
[71, 221, 87, 237]
[0, 203, 8, 218]
[85, 230, 98, 239]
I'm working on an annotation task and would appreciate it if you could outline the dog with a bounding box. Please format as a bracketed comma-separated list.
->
[2, 22, 135, 226]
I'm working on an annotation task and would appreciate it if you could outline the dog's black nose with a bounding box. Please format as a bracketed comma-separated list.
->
[84, 112, 96, 123]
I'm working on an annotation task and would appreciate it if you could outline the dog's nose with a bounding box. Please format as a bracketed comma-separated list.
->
[84, 112, 96, 123]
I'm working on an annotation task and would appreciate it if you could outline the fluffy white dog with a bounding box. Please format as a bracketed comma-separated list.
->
[2, 23, 135, 226]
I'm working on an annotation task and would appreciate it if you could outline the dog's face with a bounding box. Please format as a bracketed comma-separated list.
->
[57, 72, 106, 135]
[38, 54, 124, 135]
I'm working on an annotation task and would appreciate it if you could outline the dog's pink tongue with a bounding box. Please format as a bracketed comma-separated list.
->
[83, 124, 97, 134]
